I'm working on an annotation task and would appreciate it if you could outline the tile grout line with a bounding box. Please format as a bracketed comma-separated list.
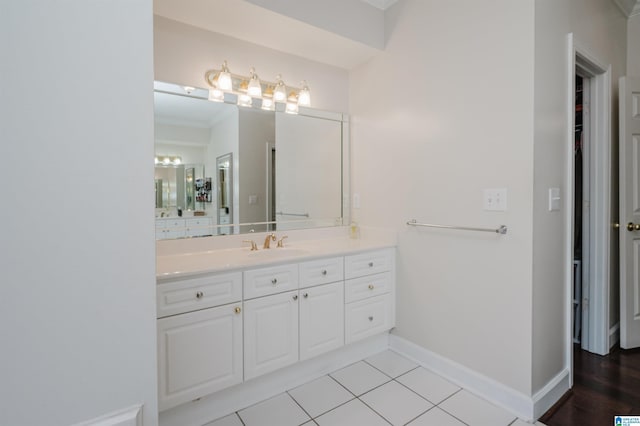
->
[285, 390, 314, 424]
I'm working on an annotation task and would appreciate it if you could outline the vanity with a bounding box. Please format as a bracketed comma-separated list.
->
[155, 231, 396, 417]
[153, 81, 395, 424]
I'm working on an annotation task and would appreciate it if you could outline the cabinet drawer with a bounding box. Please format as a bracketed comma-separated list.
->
[345, 294, 392, 344]
[345, 271, 391, 303]
[299, 256, 344, 288]
[344, 249, 393, 279]
[157, 271, 242, 318]
[244, 264, 299, 299]
[165, 219, 186, 228]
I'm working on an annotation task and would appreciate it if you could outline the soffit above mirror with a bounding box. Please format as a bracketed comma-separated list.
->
[153, 0, 384, 69]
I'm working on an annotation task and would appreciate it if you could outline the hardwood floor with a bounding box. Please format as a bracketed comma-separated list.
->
[540, 345, 640, 425]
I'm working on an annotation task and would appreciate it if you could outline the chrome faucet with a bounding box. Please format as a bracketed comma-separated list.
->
[263, 233, 276, 249]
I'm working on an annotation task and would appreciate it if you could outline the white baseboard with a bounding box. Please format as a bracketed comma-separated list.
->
[532, 368, 571, 419]
[389, 334, 570, 423]
[73, 404, 143, 426]
[159, 333, 389, 426]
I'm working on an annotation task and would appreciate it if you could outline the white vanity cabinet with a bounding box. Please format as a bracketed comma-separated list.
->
[156, 272, 243, 412]
[156, 218, 186, 240]
[185, 217, 213, 238]
[344, 249, 395, 344]
[156, 246, 395, 413]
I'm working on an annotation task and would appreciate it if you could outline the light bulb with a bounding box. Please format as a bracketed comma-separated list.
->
[173, 157, 181, 165]
[285, 102, 298, 114]
[298, 80, 311, 106]
[154, 157, 159, 164]
[217, 60, 232, 91]
[261, 98, 274, 110]
[238, 94, 252, 107]
[247, 67, 262, 97]
[274, 74, 287, 102]
[162, 157, 170, 165]
[208, 88, 224, 102]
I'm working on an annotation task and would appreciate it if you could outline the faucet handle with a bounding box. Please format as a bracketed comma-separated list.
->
[277, 236, 288, 248]
[243, 240, 258, 251]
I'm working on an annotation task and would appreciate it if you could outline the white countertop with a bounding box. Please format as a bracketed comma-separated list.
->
[156, 227, 396, 281]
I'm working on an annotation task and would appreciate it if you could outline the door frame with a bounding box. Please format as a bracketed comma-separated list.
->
[565, 34, 613, 378]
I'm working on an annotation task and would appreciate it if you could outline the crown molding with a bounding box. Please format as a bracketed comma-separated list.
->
[614, 0, 640, 17]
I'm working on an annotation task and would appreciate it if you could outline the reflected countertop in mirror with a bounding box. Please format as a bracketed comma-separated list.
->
[153, 81, 349, 240]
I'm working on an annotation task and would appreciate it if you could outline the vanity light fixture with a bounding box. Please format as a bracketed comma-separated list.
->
[216, 60, 233, 91]
[273, 74, 287, 102]
[297, 80, 311, 107]
[247, 67, 262, 97]
[204, 61, 310, 113]
[155, 156, 182, 166]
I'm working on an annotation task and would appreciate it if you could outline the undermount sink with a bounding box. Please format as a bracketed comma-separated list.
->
[247, 247, 310, 258]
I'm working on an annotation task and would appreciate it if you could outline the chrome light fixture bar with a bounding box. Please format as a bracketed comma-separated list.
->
[204, 61, 311, 113]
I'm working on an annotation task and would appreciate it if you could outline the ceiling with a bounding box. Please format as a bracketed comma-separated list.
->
[154, 0, 384, 69]
[614, 0, 640, 16]
[154, 0, 639, 70]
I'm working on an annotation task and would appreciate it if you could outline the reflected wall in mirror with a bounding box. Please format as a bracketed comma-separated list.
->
[153, 81, 349, 240]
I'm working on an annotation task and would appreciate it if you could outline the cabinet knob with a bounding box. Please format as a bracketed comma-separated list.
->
[321, 269, 327, 276]
[293, 294, 298, 301]
[368, 316, 374, 321]
[368, 262, 374, 267]
[196, 291, 204, 299]
[234, 306, 241, 314]
[272, 278, 278, 285]
[368, 284, 374, 290]
[303, 293, 309, 298]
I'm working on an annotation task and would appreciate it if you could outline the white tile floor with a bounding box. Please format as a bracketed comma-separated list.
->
[204, 350, 548, 426]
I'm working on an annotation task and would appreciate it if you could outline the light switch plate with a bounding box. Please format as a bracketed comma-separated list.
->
[548, 187, 560, 211]
[483, 188, 507, 211]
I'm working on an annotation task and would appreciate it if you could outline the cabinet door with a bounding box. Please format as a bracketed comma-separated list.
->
[157, 303, 243, 412]
[244, 290, 299, 380]
[299, 281, 344, 361]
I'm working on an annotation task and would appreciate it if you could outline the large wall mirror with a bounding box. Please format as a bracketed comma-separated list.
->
[154, 81, 349, 239]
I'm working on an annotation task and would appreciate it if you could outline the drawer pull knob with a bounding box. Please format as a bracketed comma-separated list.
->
[321, 269, 327, 276]
[368, 316, 374, 321]
[303, 293, 309, 298]
[293, 294, 298, 301]
[272, 278, 278, 285]
[234, 307, 241, 314]
[368, 262, 374, 267]
[368, 284, 374, 290]
[196, 291, 204, 299]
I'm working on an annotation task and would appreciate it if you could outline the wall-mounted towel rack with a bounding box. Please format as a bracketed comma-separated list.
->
[276, 211, 310, 218]
[406, 219, 508, 235]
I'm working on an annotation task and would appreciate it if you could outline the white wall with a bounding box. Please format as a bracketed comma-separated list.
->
[531, 0, 572, 395]
[0, 1, 157, 425]
[154, 16, 350, 113]
[628, 14, 640, 76]
[351, 0, 536, 395]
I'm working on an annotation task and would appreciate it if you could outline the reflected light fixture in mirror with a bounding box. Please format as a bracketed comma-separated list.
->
[204, 61, 311, 113]
[155, 156, 182, 166]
